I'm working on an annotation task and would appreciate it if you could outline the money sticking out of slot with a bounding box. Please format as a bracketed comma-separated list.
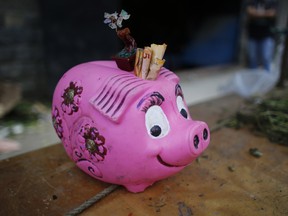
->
[134, 43, 166, 80]
[134, 48, 143, 77]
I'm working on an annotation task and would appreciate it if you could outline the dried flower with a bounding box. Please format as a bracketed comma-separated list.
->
[103, 9, 137, 71]
[104, 9, 130, 31]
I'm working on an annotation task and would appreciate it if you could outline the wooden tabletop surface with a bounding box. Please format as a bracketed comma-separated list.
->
[1, 94, 287, 216]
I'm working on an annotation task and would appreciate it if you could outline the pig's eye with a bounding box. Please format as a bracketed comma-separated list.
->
[176, 96, 189, 119]
[145, 105, 170, 138]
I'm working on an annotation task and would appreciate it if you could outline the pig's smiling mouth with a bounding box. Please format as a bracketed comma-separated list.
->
[157, 155, 184, 167]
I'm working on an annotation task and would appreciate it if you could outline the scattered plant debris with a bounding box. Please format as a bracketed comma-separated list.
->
[219, 88, 288, 146]
[249, 148, 263, 158]
[1, 101, 39, 125]
[228, 165, 235, 172]
[0, 100, 51, 137]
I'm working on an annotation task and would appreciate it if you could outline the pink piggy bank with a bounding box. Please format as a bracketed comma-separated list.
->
[51, 60, 210, 193]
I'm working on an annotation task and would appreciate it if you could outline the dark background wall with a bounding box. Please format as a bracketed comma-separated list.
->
[122, 0, 242, 69]
[39, 0, 122, 97]
[0, 0, 45, 98]
[0, 0, 243, 101]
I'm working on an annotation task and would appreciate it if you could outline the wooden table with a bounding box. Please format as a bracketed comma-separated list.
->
[1, 94, 287, 216]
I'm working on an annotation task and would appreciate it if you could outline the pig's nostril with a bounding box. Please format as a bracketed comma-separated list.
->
[203, 128, 208, 140]
[194, 135, 199, 149]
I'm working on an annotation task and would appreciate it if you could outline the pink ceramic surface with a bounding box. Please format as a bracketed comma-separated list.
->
[52, 60, 210, 193]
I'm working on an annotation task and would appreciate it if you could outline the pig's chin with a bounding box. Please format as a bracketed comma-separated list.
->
[157, 155, 186, 168]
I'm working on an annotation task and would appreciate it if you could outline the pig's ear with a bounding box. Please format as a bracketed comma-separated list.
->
[158, 67, 180, 83]
[89, 73, 149, 123]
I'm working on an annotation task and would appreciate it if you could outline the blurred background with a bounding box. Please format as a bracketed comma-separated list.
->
[0, 0, 287, 99]
[0, 0, 287, 159]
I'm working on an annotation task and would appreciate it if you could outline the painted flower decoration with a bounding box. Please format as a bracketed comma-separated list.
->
[104, 9, 130, 30]
[52, 106, 63, 139]
[80, 124, 107, 161]
[61, 81, 83, 115]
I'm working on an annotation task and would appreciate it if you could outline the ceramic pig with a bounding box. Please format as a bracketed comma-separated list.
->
[52, 60, 210, 193]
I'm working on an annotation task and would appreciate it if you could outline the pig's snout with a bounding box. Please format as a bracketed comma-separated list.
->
[189, 121, 210, 155]
[157, 121, 210, 167]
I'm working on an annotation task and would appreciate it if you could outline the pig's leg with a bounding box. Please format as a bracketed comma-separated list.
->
[124, 182, 154, 193]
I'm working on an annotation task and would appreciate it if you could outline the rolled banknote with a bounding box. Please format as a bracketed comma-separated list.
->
[146, 58, 165, 80]
[134, 48, 143, 77]
[134, 43, 167, 80]
[150, 43, 167, 64]
[141, 47, 152, 79]
[147, 43, 167, 80]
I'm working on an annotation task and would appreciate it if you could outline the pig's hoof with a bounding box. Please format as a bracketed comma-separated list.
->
[124, 182, 154, 193]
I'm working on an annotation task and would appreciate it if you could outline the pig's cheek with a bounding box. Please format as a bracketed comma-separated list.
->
[145, 141, 162, 157]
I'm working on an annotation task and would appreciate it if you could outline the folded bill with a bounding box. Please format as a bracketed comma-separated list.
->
[134, 43, 167, 80]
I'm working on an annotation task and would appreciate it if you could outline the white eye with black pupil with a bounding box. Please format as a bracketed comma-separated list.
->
[150, 125, 161, 137]
[145, 105, 170, 138]
[176, 96, 188, 119]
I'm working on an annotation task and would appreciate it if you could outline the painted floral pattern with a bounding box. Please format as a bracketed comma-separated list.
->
[52, 106, 63, 139]
[80, 124, 107, 161]
[61, 81, 83, 115]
